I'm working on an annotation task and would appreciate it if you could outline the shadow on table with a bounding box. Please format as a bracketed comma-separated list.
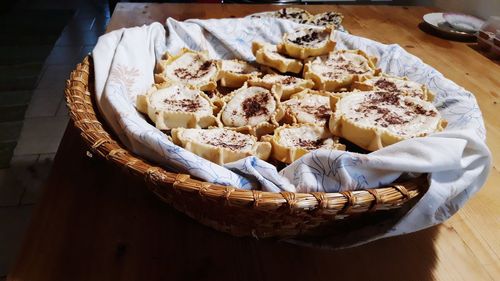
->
[8, 124, 438, 281]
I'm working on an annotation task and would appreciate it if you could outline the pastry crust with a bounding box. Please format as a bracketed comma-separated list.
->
[247, 74, 314, 100]
[308, 11, 344, 29]
[217, 83, 284, 138]
[252, 41, 303, 74]
[281, 89, 332, 126]
[136, 82, 218, 130]
[352, 74, 435, 101]
[216, 59, 261, 88]
[155, 48, 218, 91]
[171, 128, 272, 165]
[329, 91, 447, 151]
[277, 27, 336, 59]
[262, 123, 345, 164]
[303, 49, 379, 91]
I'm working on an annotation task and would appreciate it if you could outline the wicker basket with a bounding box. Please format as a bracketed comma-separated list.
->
[65, 56, 428, 238]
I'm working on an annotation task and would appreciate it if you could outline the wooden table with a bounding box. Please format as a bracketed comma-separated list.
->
[9, 4, 500, 281]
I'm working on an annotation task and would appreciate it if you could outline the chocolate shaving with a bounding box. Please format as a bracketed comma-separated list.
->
[296, 138, 325, 150]
[242, 93, 270, 118]
[374, 79, 398, 92]
[163, 98, 202, 112]
[289, 30, 323, 46]
[202, 130, 249, 151]
[173, 59, 214, 80]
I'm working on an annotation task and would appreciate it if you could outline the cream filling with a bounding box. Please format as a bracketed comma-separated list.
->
[164, 52, 217, 86]
[220, 60, 259, 74]
[286, 28, 329, 48]
[363, 77, 426, 100]
[338, 92, 441, 137]
[149, 85, 212, 116]
[221, 86, 276, 127]
[311, 12, 343, 27]
[180, 128, 255, 151]
[277, 125, 333, 151]
[310, 52, 373, 80]
[282, 94, 330, 125]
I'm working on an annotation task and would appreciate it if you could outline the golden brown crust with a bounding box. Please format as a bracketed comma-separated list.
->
[216, 59, 261, 88]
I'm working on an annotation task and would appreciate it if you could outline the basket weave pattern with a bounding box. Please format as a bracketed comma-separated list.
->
[64, 57, 426, 238]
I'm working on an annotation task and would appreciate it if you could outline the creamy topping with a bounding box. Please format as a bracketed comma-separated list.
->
[220, 60, 259, 75]
[180, 128, 255, 151]
[275, 8, 310, 24]
[310, 12, 343, 28]
[277, 125, 334, 151]
[363, 76, 427, 100]
[282, 94, 330, 125]
[222, 86, 276, 127]
[164, 52, 217, 87]
[149, 85, 212, 115]
[339, 91, 441, 137]
[286, 28, 329, 47]
[309, 51, 374, 80]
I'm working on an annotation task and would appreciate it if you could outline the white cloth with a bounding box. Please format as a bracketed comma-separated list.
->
[92, 18, 491, 243]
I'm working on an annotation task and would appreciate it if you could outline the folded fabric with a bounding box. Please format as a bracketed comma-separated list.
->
[92, 18, 491, 245]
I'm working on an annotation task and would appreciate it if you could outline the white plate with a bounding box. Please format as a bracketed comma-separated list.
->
[423, 12, 477, 39]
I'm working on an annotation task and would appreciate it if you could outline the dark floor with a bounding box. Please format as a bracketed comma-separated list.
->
[0, 0, 109, 277]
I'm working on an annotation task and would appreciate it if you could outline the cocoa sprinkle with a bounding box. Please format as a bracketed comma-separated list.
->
[163, 98, 201, 112]
[374, 79, 398, 92]
[301, 104, 330, 121]
[203, 131, 247, 151]
[242, 93, 270, 118]
[296, 138, 324, 150]
[174, 59, 214, 79]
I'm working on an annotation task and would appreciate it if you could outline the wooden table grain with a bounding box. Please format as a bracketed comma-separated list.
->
[9, 4, 500, 281]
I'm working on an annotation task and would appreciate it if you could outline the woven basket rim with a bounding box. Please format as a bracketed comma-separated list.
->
[64, 56, 427, 214]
